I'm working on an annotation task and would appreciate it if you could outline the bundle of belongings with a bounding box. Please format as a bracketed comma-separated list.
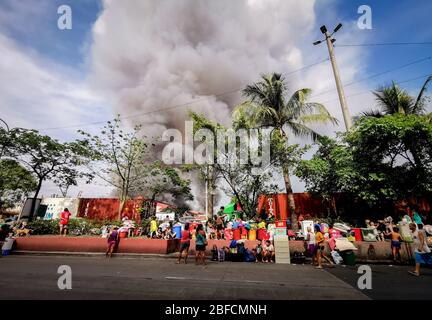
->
[334, 238, 358, 252]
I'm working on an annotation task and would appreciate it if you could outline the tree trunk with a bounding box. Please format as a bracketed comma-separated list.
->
[282, 164, 298, 231]
[29, 178, 43, 221]
[207, 181, 214, 219]
[118, 199, 126, 221]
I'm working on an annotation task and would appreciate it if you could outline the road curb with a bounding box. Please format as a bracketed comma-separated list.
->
[10, 251, 411, 265]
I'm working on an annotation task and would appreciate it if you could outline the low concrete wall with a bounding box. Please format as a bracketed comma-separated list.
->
[14, 237, 416, 262]
[15, 236, 178, 254]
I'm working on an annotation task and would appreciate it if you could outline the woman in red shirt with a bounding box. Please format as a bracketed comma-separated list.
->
[59, 208, 71, 236]
[177, 223, 191, 264]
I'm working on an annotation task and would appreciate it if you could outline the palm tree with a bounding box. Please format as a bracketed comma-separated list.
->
[233, 73, 338, 230]
[363, 76, 432, 117]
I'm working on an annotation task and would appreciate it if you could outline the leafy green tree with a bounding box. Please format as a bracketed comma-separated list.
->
[297, 115, 432, 209]
[131, 161, 193, 218]
[295, 136, 356, 201]
[233, 72, 337, 229]
[79, 117, 150, 219]
[347, 115, 432, 201]
[8, 129, 93, 218]
[188, 111, 307, 219]
[80, 117, 193, 219]
[0, 159, 37, 211]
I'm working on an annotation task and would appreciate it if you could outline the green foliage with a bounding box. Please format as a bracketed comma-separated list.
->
[2, 128, 93, 215]
[27, 219, 60, 235]
[27, 218, 122, 236]
[78, 116, 149, 203]
[0, 159, 37, 210]
[362, 75, 431, 117]
[80, 117, 192, 219]
[297, 114, 432, 207]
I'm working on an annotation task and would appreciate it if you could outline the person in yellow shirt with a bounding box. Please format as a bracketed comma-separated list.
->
[149, 216, 158, 238]
[314, 225, 333, 268]
[257, 217, 266, 229]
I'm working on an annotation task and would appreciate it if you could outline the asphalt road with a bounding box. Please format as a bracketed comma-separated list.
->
[325, 264, 432, 300]
[1, 255, 431, 300]
[0, 255, 367, 300]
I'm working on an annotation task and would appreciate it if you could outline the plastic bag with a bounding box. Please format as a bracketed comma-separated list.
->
[331, 250, 344, 264]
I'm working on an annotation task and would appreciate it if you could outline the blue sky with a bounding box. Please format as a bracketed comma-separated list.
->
[316, 0, 432, 93]
[1, 0, 430, 131]
[0, 0, 431, 200]
[0, 0, 101, 72]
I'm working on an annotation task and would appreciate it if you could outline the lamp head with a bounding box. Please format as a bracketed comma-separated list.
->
[334, 23, 342, 33]
[320, 25, 327, 34]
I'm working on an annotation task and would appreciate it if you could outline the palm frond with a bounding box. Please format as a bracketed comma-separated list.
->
[413, 75, 432, 114]
[361, 109, 384, 118]
[285, 121, 321, 141]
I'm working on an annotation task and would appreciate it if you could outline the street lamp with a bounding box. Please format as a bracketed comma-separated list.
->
[313, 23, 353, 131]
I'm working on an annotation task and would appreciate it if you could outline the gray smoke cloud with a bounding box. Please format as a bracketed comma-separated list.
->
[89, 0, 317, 134]
[88, 0, 319, 210]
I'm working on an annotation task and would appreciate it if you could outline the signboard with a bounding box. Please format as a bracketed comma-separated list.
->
[301, 220, 314, 238]
[41, 198, 79, 220]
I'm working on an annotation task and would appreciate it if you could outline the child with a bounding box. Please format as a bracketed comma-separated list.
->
[386, 227, 403, 262]
[255, 242, 263, 262]
[262, 240, 275, 263]
[106, 226, 119, 258]
[211, 245, 219, 261]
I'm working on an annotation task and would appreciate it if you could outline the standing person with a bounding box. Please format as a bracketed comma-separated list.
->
[314, 225, 333, 268]
[59, 208, 71, 236]
[195, 224, 207, 265]
[216, 215, 224, 240]
[411, 205, 423, 225]
[149, 216, 158, 238]
[409, 223, 432, 276]
[385, 227, 403, 263]
[306, 226, 316, 265]
[178, 223, 191, 264]
[106, 226, 119, 258]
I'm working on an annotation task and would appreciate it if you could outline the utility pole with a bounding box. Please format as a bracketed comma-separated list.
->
[314, 24, 352, 131]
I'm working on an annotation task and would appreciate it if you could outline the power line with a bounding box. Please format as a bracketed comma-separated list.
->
[310, 56, 431, 99]
[320, 73, 432, 105]
[336, 41, 432, 47]
[38, 58, 330, 131]
[35, 56, 432, 132]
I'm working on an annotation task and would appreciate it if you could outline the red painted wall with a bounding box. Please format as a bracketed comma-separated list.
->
[15, 236, 178, 254]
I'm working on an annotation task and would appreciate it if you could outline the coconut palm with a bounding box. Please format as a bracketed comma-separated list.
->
[233, 72, 338, 230]
[363, 76, 432, 117]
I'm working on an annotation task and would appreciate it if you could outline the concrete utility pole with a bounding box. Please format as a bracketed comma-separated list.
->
[314, 24, 352, 131]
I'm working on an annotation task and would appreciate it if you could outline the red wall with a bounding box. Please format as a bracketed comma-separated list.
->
[76, 198, 148, 222]
[15, 236, 178, 254]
